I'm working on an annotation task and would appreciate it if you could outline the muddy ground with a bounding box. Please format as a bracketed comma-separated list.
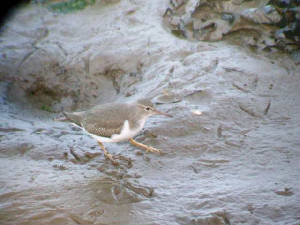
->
[0, 1, 299, 225]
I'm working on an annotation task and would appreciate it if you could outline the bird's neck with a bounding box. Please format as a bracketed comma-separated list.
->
[130, 114, 149, 131]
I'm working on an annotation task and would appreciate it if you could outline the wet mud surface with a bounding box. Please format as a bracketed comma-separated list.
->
[0, 1, 299, 225]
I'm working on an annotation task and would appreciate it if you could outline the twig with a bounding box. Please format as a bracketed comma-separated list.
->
[70, 147, 81, 161]
[232, 82, 250, 93]
[239, 104, 261, 118]
[264, 100, 271, 115]
[217, 125, 223, 138]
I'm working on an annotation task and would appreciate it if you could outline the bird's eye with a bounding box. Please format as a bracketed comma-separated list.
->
[145, 107, 151, 111]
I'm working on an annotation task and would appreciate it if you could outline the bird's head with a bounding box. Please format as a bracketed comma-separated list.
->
[137, 99, 172, 118]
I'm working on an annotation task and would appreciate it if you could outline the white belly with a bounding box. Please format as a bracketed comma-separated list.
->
[80, 119, 146, 143]
[110, 119, 146, 142]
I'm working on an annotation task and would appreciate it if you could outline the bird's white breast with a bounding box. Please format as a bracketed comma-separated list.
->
[110, 118, 146, 142]
[81, 118, 147, 143]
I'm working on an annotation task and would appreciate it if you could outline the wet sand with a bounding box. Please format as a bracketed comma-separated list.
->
[0, 1, 299, 225]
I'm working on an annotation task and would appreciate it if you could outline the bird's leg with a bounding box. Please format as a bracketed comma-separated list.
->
[129, 138, 161, 153]
[97, 141, 119, 166]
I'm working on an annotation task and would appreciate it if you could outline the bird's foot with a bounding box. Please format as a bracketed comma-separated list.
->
[98, 141, 119, 166]
[129, 138, 162, 154]
[144, 146, 161, 153]
[104, 152, 119, 166]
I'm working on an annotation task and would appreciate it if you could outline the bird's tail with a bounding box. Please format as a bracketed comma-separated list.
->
[62, 111, 83, 126]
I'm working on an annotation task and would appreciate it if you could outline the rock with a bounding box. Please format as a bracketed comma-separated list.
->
[241, 7, 282, 24]
[163, 0, 298, 52]
[221, 13, 235, 24]
[154, 93, 182, 104]
[176, 213, 230, 225]
[0, 2, 299, 225]
[263, 5, 276, 14]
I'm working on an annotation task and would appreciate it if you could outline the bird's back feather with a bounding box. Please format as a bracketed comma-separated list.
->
[81, 102, 138, 138]
[64, 102, 145, 140]
[63, 111, 84, 126]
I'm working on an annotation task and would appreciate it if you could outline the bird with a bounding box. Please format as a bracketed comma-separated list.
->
[63, 99, 172, 165]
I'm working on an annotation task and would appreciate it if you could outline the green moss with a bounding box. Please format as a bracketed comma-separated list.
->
[48, 0, 96, 13]
[171, 30, 186, 39]
[41, 104, 53, 112]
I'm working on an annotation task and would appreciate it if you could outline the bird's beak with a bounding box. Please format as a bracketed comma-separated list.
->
[153, 109, 173, 118]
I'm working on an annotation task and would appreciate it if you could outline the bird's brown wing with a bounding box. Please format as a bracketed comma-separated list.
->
[81, 103, 131, 138]
[82, 120, 123, 138]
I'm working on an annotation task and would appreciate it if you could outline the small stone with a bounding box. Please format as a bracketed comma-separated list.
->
[63, 152, 68, 159]
[143, 156, 150, 161]
[275, 28, 286, 39]
[135, 151, 144, 156]
[221, 13, 235, 24]
[18, 143, 34, 155]
[191, 109, 202, 115]
[263, 5, 275, 14]
[53, 164, 68, 170]
[275, 187, 294, 196]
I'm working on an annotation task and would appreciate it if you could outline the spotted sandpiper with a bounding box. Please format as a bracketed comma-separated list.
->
[63, 99, 172, 165]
